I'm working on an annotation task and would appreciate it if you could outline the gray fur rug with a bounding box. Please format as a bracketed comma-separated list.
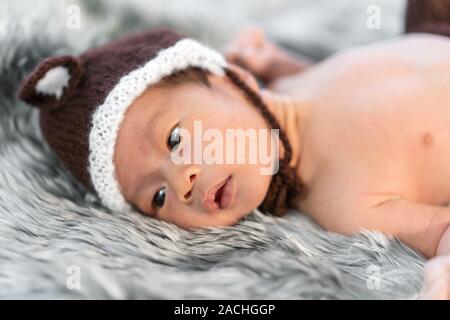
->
[0, 0, 425, 299]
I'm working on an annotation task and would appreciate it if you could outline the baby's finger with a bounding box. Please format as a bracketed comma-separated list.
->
[223, 41, 252, 61]
[224, 46, 256, 68]
[228, 26, 266, 50]
[224, 47, 239, 62]
[237, 26, 265, 48]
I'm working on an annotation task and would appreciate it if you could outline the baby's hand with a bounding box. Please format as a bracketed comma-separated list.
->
[419, 255, 450, 300]
[224, 26, 312, 85]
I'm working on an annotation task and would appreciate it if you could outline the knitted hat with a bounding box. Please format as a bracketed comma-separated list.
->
[18, 28, 227, 212]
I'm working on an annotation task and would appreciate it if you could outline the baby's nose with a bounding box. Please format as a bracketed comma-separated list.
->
[182, 172, 198, 201]
[163, 163, 200, 203]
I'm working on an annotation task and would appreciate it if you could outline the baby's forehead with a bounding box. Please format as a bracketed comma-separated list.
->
[125, 83, 205, 129]
[148, 77, 233, 108]
[125, 72, 246, 134]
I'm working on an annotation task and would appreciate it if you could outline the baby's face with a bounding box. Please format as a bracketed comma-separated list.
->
[114, 67, 274, 229]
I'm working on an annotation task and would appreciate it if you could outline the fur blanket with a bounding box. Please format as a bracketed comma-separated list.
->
[0, 0, 425, 299]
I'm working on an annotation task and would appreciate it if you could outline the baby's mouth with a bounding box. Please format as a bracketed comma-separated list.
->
[202, 176, 234, 213]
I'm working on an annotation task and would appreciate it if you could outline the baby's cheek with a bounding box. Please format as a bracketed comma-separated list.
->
[253, 174, 272, 202]
[160, 200, 203, 227]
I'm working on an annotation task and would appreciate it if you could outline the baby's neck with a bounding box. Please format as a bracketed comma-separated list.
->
[260, 89, 309, 172]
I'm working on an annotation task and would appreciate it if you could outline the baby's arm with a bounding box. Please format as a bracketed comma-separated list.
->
[437, 225, 450, 256]
[428, 228, 450, 299]
[360, 198, 450, 258]
[224, 26, 312, 86]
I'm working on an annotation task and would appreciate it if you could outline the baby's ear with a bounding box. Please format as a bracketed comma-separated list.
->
[18, 55, 84, 111]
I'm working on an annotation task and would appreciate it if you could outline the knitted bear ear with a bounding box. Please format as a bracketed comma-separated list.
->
[18, 55, 84, 111]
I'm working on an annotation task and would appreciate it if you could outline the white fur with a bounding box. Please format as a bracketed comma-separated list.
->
[88, 38, 227, 212]
[35, 66, 70, 99]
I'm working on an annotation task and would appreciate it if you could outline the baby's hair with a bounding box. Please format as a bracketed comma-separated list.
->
[158, 66, 306, 216]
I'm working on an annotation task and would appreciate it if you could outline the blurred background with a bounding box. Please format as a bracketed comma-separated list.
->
[1, 0, 406, 61]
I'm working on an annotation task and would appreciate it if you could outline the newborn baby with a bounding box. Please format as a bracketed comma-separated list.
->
[111, 31, 450, 258]
[18, 1, 450, 299]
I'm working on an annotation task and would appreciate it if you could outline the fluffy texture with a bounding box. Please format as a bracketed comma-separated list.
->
[89, 38, 226, 212]
[0, 0, 425, 299]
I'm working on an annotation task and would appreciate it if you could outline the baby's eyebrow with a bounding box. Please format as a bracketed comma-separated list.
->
[142, 109, 160, 144]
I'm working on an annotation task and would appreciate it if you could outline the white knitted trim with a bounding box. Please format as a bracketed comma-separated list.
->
[89, 38, 228, 212]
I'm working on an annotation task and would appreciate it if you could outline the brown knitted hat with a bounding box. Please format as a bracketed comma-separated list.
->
[18, 28, 227, 212]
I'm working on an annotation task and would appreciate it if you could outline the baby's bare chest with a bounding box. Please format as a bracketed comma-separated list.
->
[301, 35, 450, 207]
[331, 90, 450, 206]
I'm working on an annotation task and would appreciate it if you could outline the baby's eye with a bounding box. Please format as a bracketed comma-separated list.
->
[167, 126, 181, 150]
[153, 187, 166, 208]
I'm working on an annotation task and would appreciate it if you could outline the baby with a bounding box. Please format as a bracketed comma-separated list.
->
[18, 0, 450, 298]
